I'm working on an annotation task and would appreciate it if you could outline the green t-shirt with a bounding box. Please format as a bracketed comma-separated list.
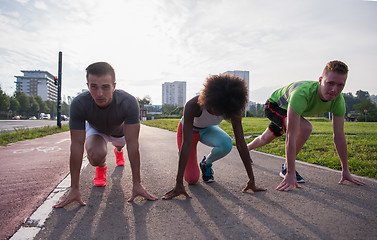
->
[268, 81, 346, 117]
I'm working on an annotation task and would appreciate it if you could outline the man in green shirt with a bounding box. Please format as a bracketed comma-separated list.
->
[247, 60, 365, 191]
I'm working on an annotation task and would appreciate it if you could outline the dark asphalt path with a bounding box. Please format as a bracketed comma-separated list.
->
[4, 124, 377, 239]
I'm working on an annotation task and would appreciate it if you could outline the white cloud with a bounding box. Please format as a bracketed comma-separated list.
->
[15, 0, 29, 5]
[0, 0, 376, 104]
[34, 1, 48, 10]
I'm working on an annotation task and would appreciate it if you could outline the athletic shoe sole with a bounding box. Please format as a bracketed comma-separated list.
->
[204, 179, 215, 183]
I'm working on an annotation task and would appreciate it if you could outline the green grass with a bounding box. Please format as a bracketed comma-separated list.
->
[142, 118, 377, 179]
[0, 125, 70, 146]
[142, 119, 180, 132]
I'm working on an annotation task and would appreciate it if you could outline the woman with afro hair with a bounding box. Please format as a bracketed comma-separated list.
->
[163, 74, 266, 199]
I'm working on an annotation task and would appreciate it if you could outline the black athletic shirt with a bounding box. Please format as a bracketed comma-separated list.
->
[69, 89, 140, 137]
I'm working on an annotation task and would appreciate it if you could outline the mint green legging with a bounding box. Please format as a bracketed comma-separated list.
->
[177, 120, 233, 164]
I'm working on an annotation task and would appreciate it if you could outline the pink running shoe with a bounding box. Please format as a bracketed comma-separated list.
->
[94, 166, 107, 187]
[114, 148, 125, 166]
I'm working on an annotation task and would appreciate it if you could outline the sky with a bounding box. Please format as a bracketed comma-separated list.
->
[0, 0, 376, 104]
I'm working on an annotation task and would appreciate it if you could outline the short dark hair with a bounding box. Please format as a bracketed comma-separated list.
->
[198, 74, 249, 119]
[86, 62, 116, 83]
[322, 60, 348, 77]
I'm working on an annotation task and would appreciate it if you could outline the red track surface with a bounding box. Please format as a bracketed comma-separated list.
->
[0, 132, 71, 240]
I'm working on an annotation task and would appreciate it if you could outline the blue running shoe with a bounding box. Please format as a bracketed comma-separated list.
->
[200, 156, 215, 183]
[279, 164, 305, 183]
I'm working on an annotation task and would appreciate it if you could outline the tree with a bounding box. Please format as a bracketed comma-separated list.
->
[356, 90, 370, 102]
[343, 92, 358, 114]
[9, 97, 20, 115]
[61, 101, 70, 115]
[162, 104, 178, 115]
[34, 96, 49, 113]
[28, 96, 40, 117]
[0, 88, 10, 112]
[171, 106, 184, 116]
[14, 91, 30, 116]
[354, 99, 377, 122]
[246, 110, 255, 117]
[248, 103, 264, 117]
[137, 95, 152, 108]
[45, 100, 56, 117]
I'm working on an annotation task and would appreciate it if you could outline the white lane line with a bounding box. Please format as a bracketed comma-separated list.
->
[56, 139, 70, 144]
[10, 157, 89, 240]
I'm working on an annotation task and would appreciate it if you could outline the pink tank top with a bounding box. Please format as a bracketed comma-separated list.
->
[193, 108, 224, 128]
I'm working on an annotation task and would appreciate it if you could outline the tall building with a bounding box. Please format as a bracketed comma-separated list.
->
[14, 70, 57, 101]
[223, 70, 250, 92]
[162, 81, 186, 106]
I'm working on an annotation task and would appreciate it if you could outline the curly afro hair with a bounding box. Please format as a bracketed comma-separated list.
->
[198, 74, 249, 119]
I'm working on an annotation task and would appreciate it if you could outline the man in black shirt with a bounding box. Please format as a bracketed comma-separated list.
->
[53, 62, 157, 208]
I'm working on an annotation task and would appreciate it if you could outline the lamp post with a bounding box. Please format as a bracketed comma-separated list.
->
[57, 51, 62, 128]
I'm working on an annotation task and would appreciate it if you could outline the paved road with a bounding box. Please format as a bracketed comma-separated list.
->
[0, 120, 68, 132]
[4, 125, 377, 239]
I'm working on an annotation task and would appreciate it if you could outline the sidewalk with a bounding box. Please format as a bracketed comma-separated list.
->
[5, 125, 377, 239]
